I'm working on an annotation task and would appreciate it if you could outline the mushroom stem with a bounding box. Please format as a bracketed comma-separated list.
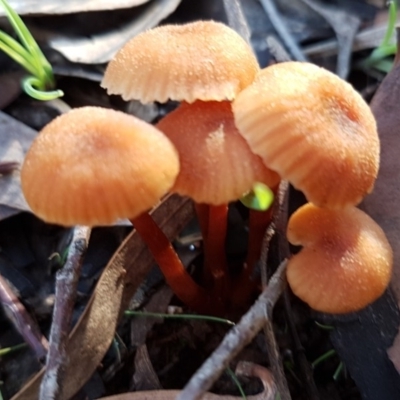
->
[244, 184, 278, 280]
[203, 204, 229, 301]
[130, 212, 212, 313]
[231, 186, 278, 308]
[195, 203, 209, 243]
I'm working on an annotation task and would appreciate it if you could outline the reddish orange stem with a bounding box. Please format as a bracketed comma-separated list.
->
[203, 204, 229, 303]
[131, 213, 211, 313]
[195, 203, 209, 242]
[231, 185, 278, 309]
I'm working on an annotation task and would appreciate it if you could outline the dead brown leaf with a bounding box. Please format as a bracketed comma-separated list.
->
[361, 38, 400, 373]
[0, 111, 37, 219]
[3, 0, 151, 15]
[98, 362, 277, 400]
[11, 194, 194, 400]
[45, 0, 182, 64]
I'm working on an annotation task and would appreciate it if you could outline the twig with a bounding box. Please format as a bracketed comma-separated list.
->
[259, 0, 307, 62]
[299, 0, 360, 79]
[283, 291, 320, 400]
[222, 0, 251, 44]
[177, 259, 288, 400]
[39, 225, 91, 400]
[259, 180, 292, 400]
[265, 35, 292, 63]
[0, 273, 48, 361]
[276, 184, 320, 399]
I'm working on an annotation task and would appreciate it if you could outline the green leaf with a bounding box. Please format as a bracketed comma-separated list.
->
[240, 182, 274, 211]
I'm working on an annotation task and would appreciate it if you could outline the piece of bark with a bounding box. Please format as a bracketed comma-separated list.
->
[327, 27, 400, 399]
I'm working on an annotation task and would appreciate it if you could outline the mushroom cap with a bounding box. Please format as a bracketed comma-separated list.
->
[233, 62, 379, 209]
[156, 101, 280, 205]
[286, 203, 392, 314]
[21, 106, 179, 226]
[101, 20, 259, 104]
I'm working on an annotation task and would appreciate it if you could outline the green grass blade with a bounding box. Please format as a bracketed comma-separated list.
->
[0, 30, 39, 74]
[382, 1, 397, 47]
[124, 310, 235, 326]
[22, 76, 64, 101]
[0, 343, 26, 357]
[0, 38, 37, 76]
[226, 367, 247, 399]
[0, 0, 54, 86]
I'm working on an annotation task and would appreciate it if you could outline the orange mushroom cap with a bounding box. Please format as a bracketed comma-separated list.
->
[156, 100, 280, 205]
[21, 106, 179, 226]
[101, 20, 259, 104]
[233, 62, 379, 209]
[286, 203, 393, 314]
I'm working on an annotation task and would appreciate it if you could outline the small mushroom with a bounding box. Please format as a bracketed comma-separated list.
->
[156, 100, 279, 206]
[21, 106, 211, 312]
[156, 100, 279, 304]
[286, 203, 393, 314]
[101, 20, 259, 104]
[233, 61, 379, 209]
[21, 107, 179, 226]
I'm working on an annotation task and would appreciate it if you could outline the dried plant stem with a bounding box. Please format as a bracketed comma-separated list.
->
[0, 273, 48, 361]
[40, 225, 91, 400]
[177, 259, 288, 400]
[222, 0, 251, 44]
[260, 180, 292, 400]
[259, 0, 307, 62]
[283, 290, 320, 400]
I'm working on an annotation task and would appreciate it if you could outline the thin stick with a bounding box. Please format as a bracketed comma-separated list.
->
[259, 0, 307, 62]
[177, 259, 288, 400]
[40, 225, 91, 400]
[260, 180, 292, 400]
[0, 273, 48, 361]
[222, 0, 251, 44]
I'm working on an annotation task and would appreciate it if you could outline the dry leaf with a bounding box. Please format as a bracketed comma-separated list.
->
[98, 362, 277, 400]
[3, 0, 151, 15]
[361, 37, 400, 373]
[46, 0, 182, 64]
[11, 194, 195, 400]
[0, 111, 37, 219]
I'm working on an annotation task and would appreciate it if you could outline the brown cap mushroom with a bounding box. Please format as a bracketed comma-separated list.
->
[286, 203, 393, 314]
[21, 106, 179, 226]
[156, 100, 280, 205]
[233, 61, 379, 209]
[101, 20, 259, 103]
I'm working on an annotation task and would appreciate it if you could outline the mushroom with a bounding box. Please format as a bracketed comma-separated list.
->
[286, 203, 393, 314]
[21, 106, 211, 312]
[233, 61, 379, 209]
[101, 20, 259, 103]
[156, 100, 280, 304]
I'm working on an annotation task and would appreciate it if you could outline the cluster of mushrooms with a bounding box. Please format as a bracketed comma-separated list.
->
[21, 20, 393, 316]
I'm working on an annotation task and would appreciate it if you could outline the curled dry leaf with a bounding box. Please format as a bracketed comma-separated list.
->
[11, 194, 194, 400]
[46, 0, 182, 64]
[0, 111, 36, 220]
[98, 362, 276, 400]
[3, 0, 151, 15]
